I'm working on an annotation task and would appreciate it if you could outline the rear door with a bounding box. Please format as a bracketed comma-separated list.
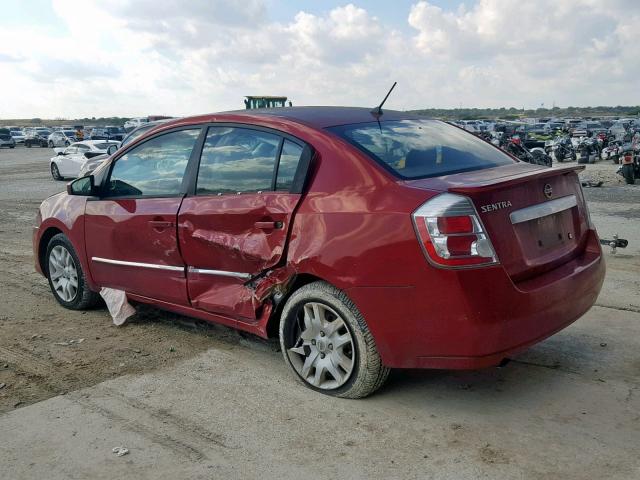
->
[178, 125, 310, 319]
[85, 127, 202, 305]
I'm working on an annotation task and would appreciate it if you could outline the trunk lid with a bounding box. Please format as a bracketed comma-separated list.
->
[405, 164, 590, 282]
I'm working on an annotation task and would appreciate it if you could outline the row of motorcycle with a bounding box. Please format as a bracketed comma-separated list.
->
[477, 131, 640, 185]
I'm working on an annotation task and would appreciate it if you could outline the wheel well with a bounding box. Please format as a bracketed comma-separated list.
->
[38, 227, 63, 273]
[265, 273, 324, 338]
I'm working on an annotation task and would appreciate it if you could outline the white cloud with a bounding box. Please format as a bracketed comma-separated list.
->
[0, 0, 638, 118]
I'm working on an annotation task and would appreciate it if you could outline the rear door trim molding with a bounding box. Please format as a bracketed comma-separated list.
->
[509, 195, 577, 224]
[187, 267, 252, 280]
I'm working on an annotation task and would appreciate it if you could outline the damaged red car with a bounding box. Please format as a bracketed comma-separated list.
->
[33, 107, 605, 398]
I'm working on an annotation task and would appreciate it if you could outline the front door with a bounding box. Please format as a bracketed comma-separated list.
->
[178, 126, 308, 319]
[85, 127, 202, 305]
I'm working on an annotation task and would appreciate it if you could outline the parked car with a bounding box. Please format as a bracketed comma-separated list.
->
[48, 131, 76, 147]
[24, 128, 51, 148]
[49, 140, 120, 180]
[10, 130, 25, 144]
[0, 128, 16, 148]
[124, 117, 149, 132]
[33, 107, 605, 398]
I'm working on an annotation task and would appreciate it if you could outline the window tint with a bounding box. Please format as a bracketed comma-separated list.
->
[276, 140, 303, 191]
[197, 127, 280, 195]
[104, 129, 199, 197]
[328, 120, 514, 179]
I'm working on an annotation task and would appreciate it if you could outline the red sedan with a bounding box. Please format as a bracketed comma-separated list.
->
[33, 107, 605, 397]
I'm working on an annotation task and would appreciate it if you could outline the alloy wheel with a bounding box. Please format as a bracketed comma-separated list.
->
[286, 301, 355, 389]
[48, 245, 78, 302]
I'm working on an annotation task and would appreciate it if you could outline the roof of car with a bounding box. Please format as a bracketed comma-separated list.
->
[170, 106, 421, 130]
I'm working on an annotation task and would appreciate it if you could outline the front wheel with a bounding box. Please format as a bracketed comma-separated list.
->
[279, 281, 389, 398]
[45, 234, 100, 310]
[51, 163, 62, 180]
[622, 164, 635, 184]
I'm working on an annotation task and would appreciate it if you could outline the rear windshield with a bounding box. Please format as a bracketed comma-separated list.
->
[327, 119, 514, 179]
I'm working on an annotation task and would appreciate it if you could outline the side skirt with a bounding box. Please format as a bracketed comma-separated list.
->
[126, 292, 273, 338]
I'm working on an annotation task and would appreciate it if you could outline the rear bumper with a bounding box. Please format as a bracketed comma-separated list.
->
[347, 229, 605, 369]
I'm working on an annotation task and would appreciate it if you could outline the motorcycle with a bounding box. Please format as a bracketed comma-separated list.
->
[504, 137, 552, 167]
[550, 136, 576, 162]
[576, 137, 599, 164]
[615, 147, 640, 184]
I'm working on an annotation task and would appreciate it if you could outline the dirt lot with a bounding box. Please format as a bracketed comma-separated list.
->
[1, 146, 639, 478]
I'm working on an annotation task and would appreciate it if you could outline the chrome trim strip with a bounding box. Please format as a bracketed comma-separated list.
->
[188, 267, 252, 280]
[91, 257, 185, 272]
[510, 195, 577, 225]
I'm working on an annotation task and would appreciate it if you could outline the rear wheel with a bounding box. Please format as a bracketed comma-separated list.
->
[45, 234, 99, 310]
[48, 141, 54, 148]
[279, 281, 389, 398]
[622, 164, 635, 185]
[51, 163, 62, 180]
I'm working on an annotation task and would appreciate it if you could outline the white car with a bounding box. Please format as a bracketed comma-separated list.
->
[10, 130, 26, 144]
[124, 117, 149, 132]
[48, 131, 77, 147]
[50, 140, 120, 180]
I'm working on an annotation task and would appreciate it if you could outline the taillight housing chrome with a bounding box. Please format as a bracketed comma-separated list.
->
[412, 193, 498, 268]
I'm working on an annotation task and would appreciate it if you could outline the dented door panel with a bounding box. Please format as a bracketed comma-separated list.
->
[178, 192, 301, 317]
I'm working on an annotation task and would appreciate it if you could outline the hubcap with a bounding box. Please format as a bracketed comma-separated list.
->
[48, 245, 78, 302]
[287, 302, 355, 390]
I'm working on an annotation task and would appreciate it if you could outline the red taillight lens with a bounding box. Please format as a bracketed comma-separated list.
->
[412, 193, 498, 268]
[437, 216, 473, 234]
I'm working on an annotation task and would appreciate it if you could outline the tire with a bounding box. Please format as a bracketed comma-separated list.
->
[26, 142, 32, 148]
[10, 145, 15, 149]
[622, 164, 635, 185]
[51, 163, 63, 180]
[279, 281, 390, 398]
[48, 141, 54, 148]
[64, 141, 70, 146]
[45, 233, 100, 310]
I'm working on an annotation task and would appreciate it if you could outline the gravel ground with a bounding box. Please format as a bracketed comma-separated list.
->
[0, 146, 638, 479]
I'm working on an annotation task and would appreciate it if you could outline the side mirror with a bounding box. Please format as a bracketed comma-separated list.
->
[67, 175, 97, 196]
[107, 144, 118, 155]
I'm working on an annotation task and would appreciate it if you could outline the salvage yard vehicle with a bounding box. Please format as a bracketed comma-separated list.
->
[0, 128, 16, 148]
[24, 128, 50, 148]
[48, 130, 76, 147]
[49, 140, 120, 180]
[33, 107, 605, 398]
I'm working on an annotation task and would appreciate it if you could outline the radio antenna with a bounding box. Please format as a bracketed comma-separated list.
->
[371, 81, 397, 118]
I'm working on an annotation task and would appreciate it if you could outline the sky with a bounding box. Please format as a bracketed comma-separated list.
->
[0, 0, 638, 118]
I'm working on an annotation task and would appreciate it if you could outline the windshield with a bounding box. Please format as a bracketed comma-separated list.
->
[327, 119, 514, 180]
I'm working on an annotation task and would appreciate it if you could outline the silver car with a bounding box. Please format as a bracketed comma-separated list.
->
[47, 131, 76, 147]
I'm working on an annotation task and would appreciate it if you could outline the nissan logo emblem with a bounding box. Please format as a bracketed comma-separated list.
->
[543, 184, 553, 198]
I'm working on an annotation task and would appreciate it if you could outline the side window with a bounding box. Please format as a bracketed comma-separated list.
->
[276, 140, 303, 191]
[104, 129, 200, 198]
[196, 127, 280, 195]
[76, 144, 90, 151]
[64, 146, 77, 155]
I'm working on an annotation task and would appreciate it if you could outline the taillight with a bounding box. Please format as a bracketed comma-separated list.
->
[412, 193, 498, 268]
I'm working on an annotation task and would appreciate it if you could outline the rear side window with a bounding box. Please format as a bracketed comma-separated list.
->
[276, 140, 303, 191]
[196, 127, 280, 194]
[104, 129, 200, 197]
[328, 119, 514, 179]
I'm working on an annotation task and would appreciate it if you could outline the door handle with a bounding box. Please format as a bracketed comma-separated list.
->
[149, 220, 175, 229]
[255, 221, 283, 230]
